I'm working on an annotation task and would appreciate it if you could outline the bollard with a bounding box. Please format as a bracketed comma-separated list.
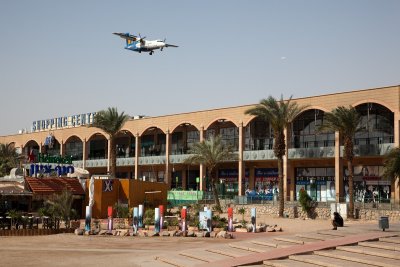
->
[251, 208, 256, 233]
[227, 207, 234, 232]
[181, 207, 187, 234]
[133, 207, 138, 234]
[107, 206, 113, 233]
[85, 206, 92, 232]
[206, 209, 212, 232]
[379, 216, 389, 231]
[159, 205, 164, 231]
[138, 205, 143, 228]
[155, 208, 160, 233]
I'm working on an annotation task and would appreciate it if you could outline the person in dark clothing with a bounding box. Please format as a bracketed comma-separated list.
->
[332, 212, 344, 230]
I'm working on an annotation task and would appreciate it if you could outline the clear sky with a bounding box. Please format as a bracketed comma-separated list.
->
[1, 0, 399, 135]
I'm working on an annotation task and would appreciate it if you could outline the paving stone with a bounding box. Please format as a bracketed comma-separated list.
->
[156, 254, 205, 267]
[379, 236, 400, 244]
[206, 246, 252, 258]
[359, 241, 400, 251]
[179, 249, 231, 262]
[295, 233, 330, 241]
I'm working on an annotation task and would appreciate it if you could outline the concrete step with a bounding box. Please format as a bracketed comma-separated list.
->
[379, 236, 400, 244]
[295, 233, 330, 241]
[250, 239, 301, 249]
[359, 241, 400, 251]
[289, 253, 375, 267]
[337, 245, 400, 260]
[137, 259, 176, 267]
[316, 230, 347, 237]
[274, 236, 317, 244]
[315, 249, 400, 267]
[179, 249, 231, 262]
[155, 254, 206, 267]
[263, 258, 321, 267]
[206, 246, 252, 258]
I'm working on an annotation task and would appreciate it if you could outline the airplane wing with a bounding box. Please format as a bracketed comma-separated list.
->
[113, 32, 138, 41]
[165, 44, 179, 48]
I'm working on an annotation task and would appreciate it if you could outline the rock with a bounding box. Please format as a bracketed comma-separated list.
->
[209, 231, 218, 238]
[138, 231, 148, 237]
[174, 231, 184, 237]
[195, 232, 204, 237]
[168, 230, 177, 236]
[187, 231, 195, 237]
[161, 231, 170, 237]
[84, 230, 91, 236]
[217, 231, 228, 238]
[98, 230, 108, 235]
[149, 231, 159, 237]
[112, 230, 117, 236]
[74, 229, 84, 235]
[203, 231, 211, 237]
[120, 229, 129, 236]
[266, 226, 276, 232]
[235, 228, 248, 233]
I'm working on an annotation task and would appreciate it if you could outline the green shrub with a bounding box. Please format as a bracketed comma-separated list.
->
[298, 189, 313, 213]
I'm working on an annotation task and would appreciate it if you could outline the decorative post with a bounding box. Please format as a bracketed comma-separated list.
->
[138, 204, 143, 228]
[107, 206, 113, 233]
[85, 206, 92, 232]
[154, 207, 160, 233]
[133, 207, 138, 234]
[181, 207, 187, 234]
[227, 207, 234, 232]
[159, 205, 164, 231]
[251, 207, 256, 233]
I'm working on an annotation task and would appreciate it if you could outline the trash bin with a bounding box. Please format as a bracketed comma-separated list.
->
[378, 216, 389, 231]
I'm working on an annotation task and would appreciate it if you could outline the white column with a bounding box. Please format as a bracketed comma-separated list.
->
[335, 131, 344, 202]
[238, 123, 244, 196]
[135, 134, 140, 180]
[199, 126, 205, 190]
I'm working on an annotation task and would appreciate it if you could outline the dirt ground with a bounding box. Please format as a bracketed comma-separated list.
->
[0, 216, 378, 267]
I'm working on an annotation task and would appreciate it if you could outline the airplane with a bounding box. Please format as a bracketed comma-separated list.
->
[113, 32, 178, 55]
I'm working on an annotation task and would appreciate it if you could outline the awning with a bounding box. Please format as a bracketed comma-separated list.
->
[0, 181, 32, 196]
[25, 177, 85, 195]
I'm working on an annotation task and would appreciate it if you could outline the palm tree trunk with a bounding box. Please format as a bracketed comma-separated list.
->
[278, 156, 284, 217]
[209, 170, 221, 210]
[347, 160, 354, 219]
[109, 137, 116, 178]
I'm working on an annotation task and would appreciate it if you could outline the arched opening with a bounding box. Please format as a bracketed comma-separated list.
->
[140, 127, 165, 157]
[88, 133, 108, 159]
[115, 131, 135, 158]
[354, 103, 394, 145]
[64, 136, 83, 161]
[24, 140, 39, 163]
[291, 109, 335, 148]
[171, 123, 199, 155]
[206, 119, 239, 151]
[244, 117, 274, 151]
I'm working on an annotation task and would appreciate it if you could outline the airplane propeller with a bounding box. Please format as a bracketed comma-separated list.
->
[138, 33, 146, 45]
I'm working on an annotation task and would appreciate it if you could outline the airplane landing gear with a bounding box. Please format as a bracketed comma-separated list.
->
[149, 51, 153, 55]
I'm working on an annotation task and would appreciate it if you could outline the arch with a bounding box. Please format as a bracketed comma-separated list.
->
[352, 99, 395, 113]
[23, 139, 40, 148]
[64, 134, 84, 143]
[119, 128, 136, 137]
[205, 117, 239, 130]
[170, 122, 200, 133]
[87, 132, 108, 141]
[139, 126, 166, 136]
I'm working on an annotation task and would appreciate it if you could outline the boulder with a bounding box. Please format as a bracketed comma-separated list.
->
[216, 231, 228, 238]
[161, 231, 170, 237]
[149, 231, 159, 237]
[74, 229, 84, 235]
[187, 231, 195, 237]
[266, 226, 276, 232]
[98, 230, 108, 235]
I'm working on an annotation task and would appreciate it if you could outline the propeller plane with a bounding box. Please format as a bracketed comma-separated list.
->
[113, 32, 178, 55]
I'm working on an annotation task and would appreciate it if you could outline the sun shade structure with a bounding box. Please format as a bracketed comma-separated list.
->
[25, 177, 85, 195]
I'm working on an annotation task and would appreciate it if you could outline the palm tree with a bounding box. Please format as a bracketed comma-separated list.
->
[245, 95, 307, 217]
[183, 135, 237, 210]
[318, 106, 362, 219]
[91, 107, 129, 178]
[47, 189, 75, 229]
[0, 143, 18, 177]
[383, 147, 400, 183]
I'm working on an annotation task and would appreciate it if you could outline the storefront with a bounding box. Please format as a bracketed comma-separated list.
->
[295, 167, 335, 202]
[217, 169, 249, 194]
[344, 165, 391, 203]
[254, 168, 278, 194]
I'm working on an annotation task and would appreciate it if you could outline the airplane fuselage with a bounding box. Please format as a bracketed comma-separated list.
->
[125, 40, 166, 53]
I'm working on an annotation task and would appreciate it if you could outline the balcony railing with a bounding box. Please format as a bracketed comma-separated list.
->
[243, 150, 276, 161]
[85, 159, 108, 168]
[169, 154, 193, 164]
[288, 146, 335, 159]
[139, 155, 166, 165]
[340, 143, 394, 157]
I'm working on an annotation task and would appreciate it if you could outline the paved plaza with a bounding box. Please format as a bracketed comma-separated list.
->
[0, 216, 399, 266]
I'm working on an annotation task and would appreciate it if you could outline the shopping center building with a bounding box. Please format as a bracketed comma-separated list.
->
[1, 85, 399, 204]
